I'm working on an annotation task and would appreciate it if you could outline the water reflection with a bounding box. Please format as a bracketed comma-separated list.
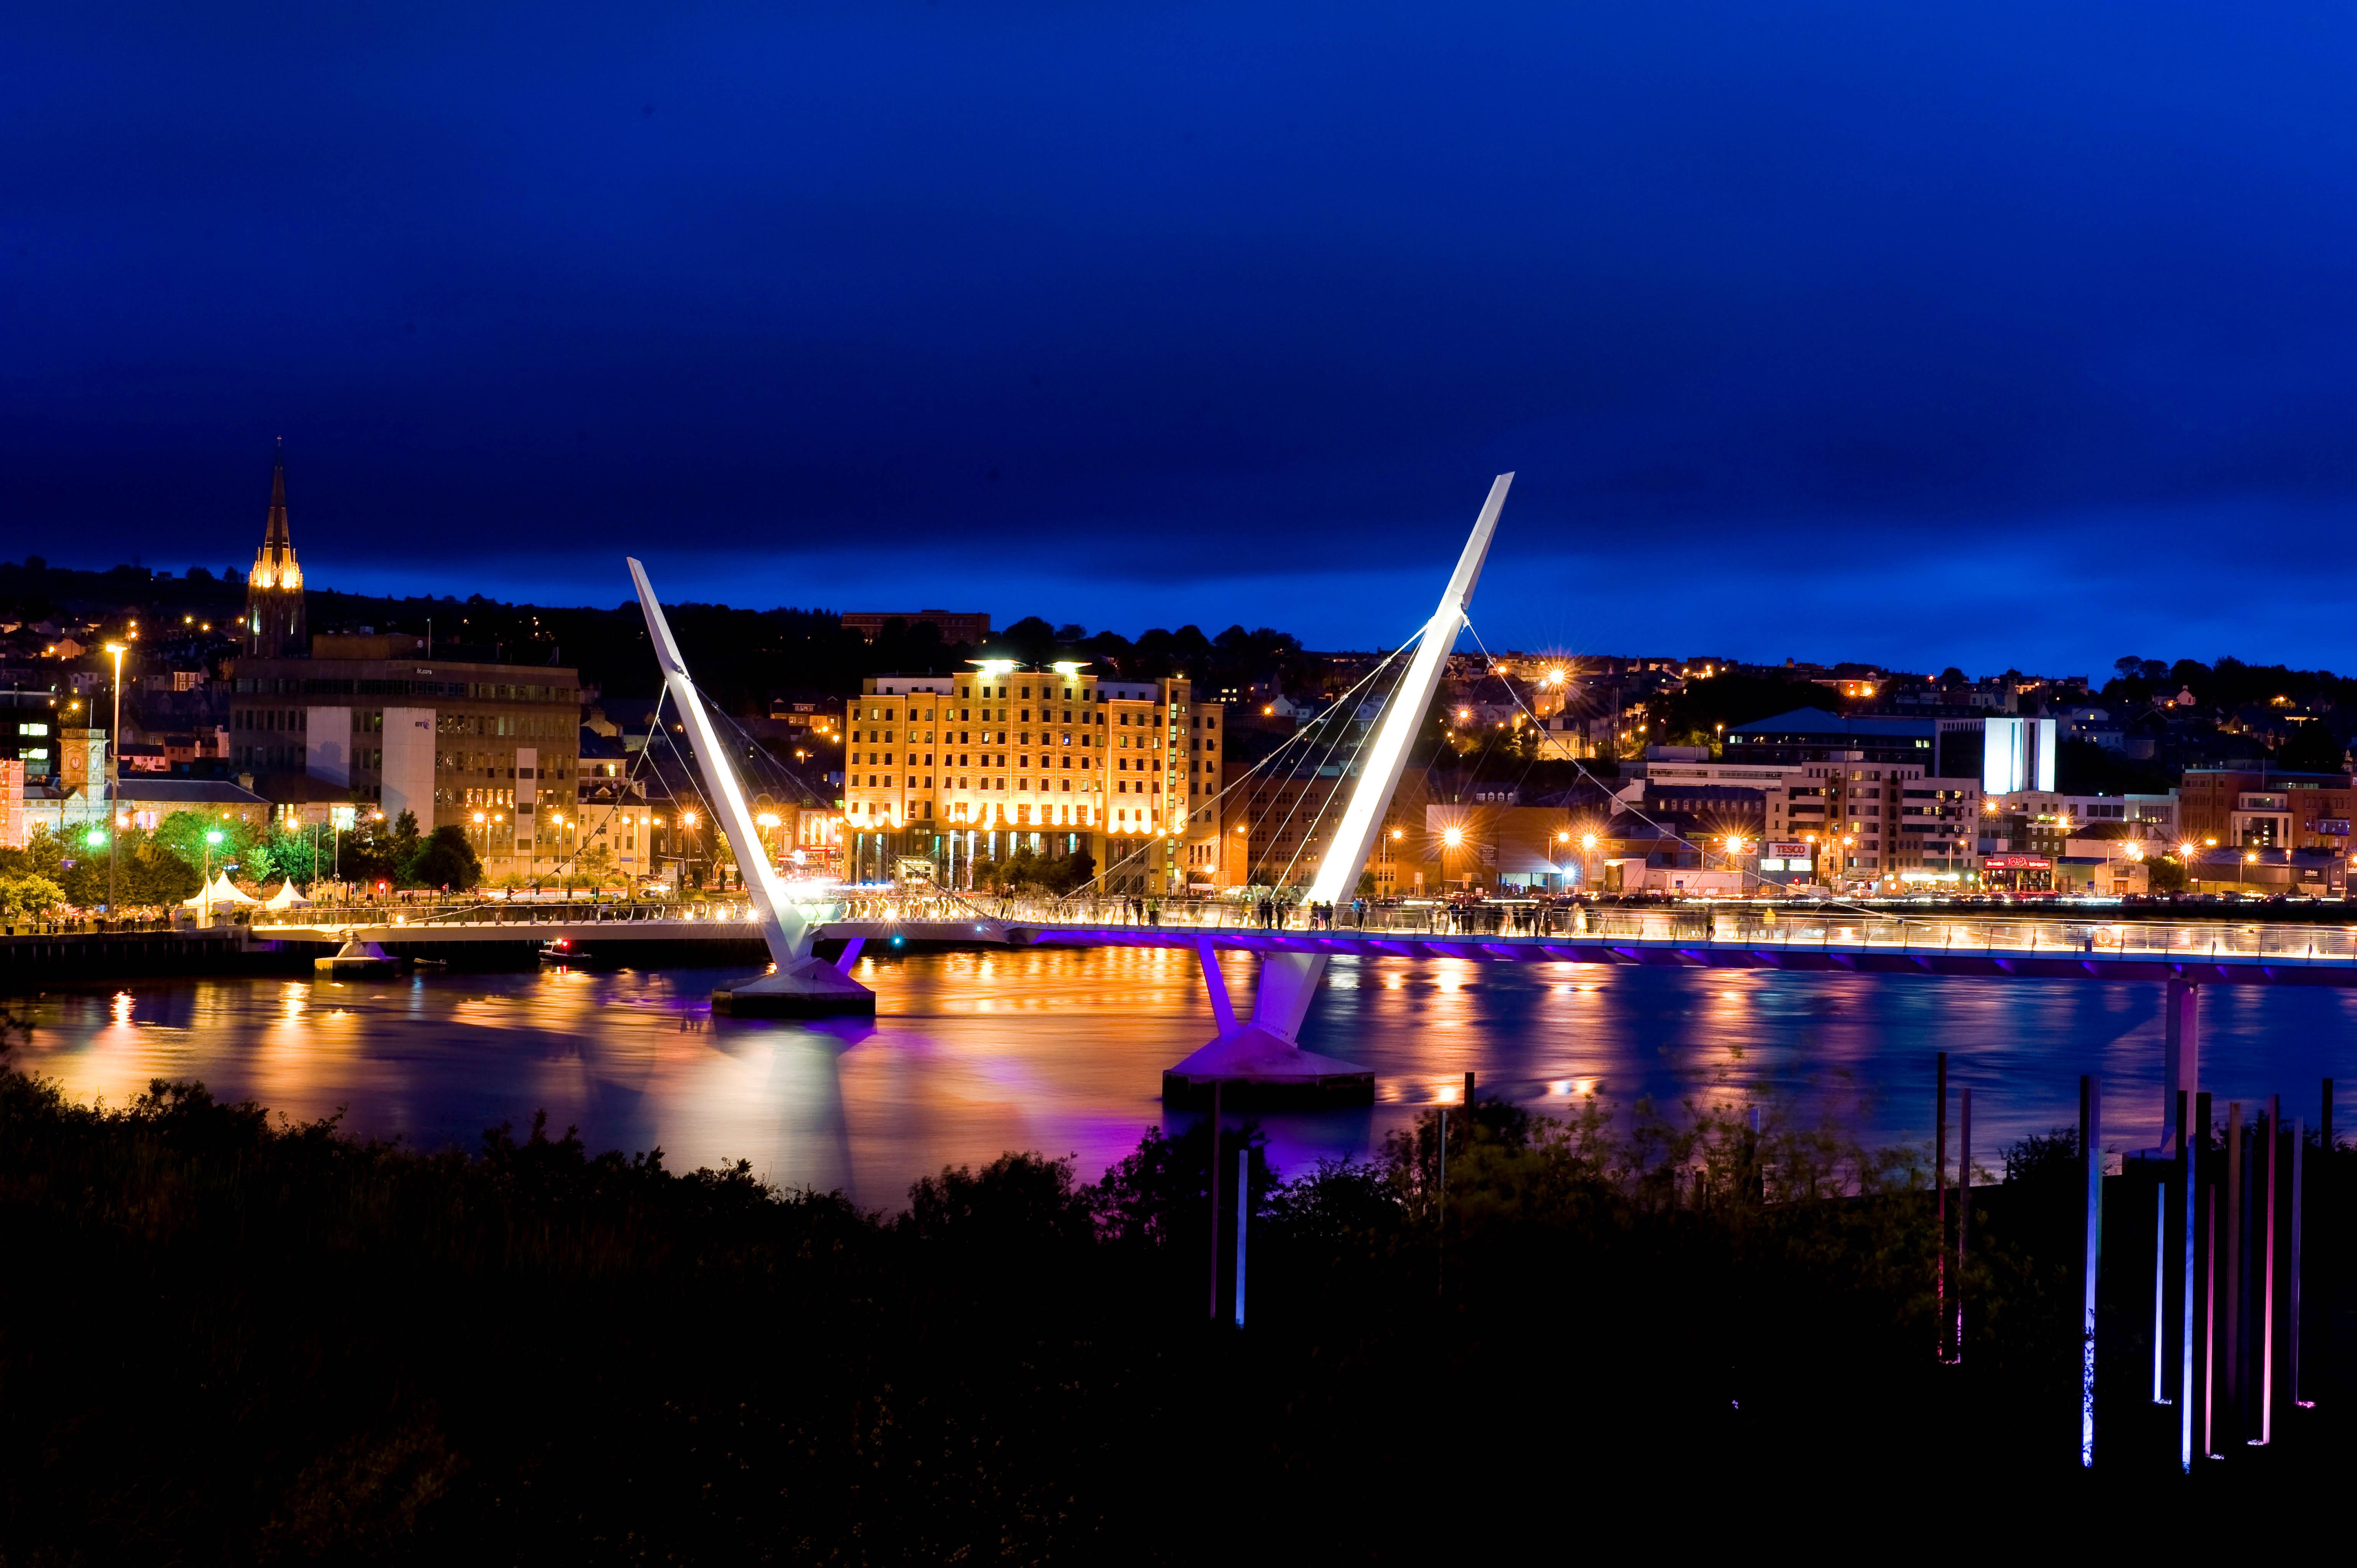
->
[15, 949, 2355, 1206]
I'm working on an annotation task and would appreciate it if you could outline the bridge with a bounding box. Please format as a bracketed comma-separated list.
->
[262, 896, 2357, 986]
[259, 890, 2326, 1115]
[252, 474, 2270, 1111]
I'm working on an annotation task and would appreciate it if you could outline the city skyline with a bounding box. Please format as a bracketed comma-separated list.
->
[15, 6, 2357, 672]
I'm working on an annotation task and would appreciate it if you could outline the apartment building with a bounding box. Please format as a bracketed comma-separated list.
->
[2177, 768, 2354, 851]
[1761, 762, 1981, 886]
[842, 663, 1225, 894]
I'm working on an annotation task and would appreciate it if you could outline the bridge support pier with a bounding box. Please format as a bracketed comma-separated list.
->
[1162, 943, 1374, 1108]
[712, 955, 878, 1017]
[1161, 475, 1511, 1109]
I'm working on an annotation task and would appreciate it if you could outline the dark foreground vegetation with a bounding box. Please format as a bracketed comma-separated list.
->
[0, 1027, 2347, 1562]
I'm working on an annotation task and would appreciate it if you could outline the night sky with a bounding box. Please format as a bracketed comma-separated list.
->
[10, 3, 2357, 674]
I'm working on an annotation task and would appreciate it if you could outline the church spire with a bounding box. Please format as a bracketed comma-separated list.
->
[264, 438, 290, 550]
[244, 440, 307, 658]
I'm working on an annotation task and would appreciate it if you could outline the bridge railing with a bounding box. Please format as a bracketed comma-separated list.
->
[988, 898, 2357, 964]
[253, 891, 2357, 965]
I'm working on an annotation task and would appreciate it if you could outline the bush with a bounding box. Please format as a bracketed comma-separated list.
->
[0, 1026, 2337, 1558]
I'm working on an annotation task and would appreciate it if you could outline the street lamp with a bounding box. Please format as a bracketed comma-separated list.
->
[201, 828, 223, 917]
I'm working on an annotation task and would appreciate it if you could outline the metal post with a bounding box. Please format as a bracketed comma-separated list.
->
[2204, 1184, 2219, 1459]
[1233, 1145, 1249, 1329]
[2153, 1173, 2167, 1405]
[2321, 1079, 2334, 1407]
[2225, 1101, 2243, 1424]
[2257, 1094, 2278, 1444]
[1208, 1080, 1221, 1321]
[2292, 1115, 2308, 1409]
[1937, 1052, 1948, 1362]
[1958, 1087, 1971, 1360]
[2080, 1074, 2101, 1468]
[2177, 1089, 2194, 1471]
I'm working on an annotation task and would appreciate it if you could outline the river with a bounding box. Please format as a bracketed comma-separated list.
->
[15, 945, 2353, 1205]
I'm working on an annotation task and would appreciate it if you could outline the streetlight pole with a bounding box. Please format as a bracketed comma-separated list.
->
[105, 641, 125, 913]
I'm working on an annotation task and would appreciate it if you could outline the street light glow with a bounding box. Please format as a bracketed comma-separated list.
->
[1442, 825, 1464, 848]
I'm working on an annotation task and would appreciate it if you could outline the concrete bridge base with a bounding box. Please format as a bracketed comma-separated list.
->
[1160, 1023, 1375, 1109]
[710, 956, 876, 1018]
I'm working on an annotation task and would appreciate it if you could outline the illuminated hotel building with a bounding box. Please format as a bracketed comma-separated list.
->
[842, 662, 1225, 893]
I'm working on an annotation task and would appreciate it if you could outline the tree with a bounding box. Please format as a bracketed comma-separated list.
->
[0, 875, 64, 920]
[2277, 720, 2347, 773]
[122, 840, 202, 908]
[1001, 616, 1058, 664]
[408, 826, 483, 891]
[261, 826, 322, 885]
[152, 810, 267, 880]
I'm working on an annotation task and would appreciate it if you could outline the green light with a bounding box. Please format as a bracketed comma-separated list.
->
[84, 830, 107, 848]
[205, 830, 223, 845]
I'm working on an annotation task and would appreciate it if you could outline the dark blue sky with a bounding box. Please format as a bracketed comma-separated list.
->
[9, 2, 2357, 674]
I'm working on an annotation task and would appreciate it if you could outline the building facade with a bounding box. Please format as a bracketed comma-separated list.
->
[1221, 771, 1433, 894]
[229, 634, 583, 879]
[1760, 762, 1981, 887]
[840, 611, 991, 647]
[841, 665, 1226, 894]
[2177, 768, 2355, 852]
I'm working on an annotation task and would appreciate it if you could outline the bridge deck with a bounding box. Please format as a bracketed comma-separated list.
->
[252, 908, 2357, 985]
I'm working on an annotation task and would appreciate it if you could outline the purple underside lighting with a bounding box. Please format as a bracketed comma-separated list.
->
[930, 928, 2357, 987]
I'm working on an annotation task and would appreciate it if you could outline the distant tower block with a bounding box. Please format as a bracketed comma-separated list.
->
[244, 441, 308, 658]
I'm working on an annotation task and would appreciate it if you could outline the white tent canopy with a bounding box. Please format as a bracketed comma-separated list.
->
[262, 880, 309, 910]
[182, 872, 259, 909]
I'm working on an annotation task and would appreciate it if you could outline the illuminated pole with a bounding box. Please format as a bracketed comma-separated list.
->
[1207, 1080, 1222, 1321]
[2225, 1100, 2243, 1421]
[1935, 1052, 1947, 1360]
[2080, 1075, 2111, 1456]
[1958, 1086, 1970, 1358]
[2291, 1111, 2306, 1410]
[2258, 1093, 2278, 1444]
[106, 641, 124, 912]
[202, 828, 222, 918]
[1233, 1144, 1249, 1329]
[2178, 1088, 2195, 1472]
[2153, 1173, 2167, 1406]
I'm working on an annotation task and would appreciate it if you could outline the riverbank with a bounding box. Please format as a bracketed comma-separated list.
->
[0, 1022, 2344, 1560]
